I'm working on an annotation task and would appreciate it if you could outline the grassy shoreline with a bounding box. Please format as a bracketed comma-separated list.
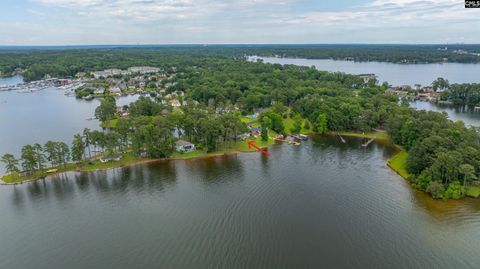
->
[4, 130, 479, 199]
[0, 135, 275, 185]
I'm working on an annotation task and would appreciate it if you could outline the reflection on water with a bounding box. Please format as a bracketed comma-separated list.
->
[1, 137, 480, 269]
[410, 100, 480, 127]
[252, 56, 480, 86]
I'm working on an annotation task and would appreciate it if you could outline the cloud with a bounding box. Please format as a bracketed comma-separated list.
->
[284, 0, 476, 28]
[5, 0, 479, 44]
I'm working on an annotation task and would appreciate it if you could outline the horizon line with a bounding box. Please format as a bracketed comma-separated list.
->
[0, 43, 478, 48]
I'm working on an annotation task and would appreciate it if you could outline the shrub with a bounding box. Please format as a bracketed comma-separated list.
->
[443, 181, 465, 199]
[426, 181, 445, 199]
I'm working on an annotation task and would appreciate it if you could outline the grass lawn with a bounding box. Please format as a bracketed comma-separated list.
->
[282, 117, 314, 135]
[80, 153, 144, 171]
[387, 149, 411, 180]
[2, 171, 47, 184]
[333, 130, 390, 141]
[466, 186, 480, 198]
[239, 116, 260, 127]
[1, 163, 77, 184]
[172, 135, 275, 159]
[101, 118, 118, 129]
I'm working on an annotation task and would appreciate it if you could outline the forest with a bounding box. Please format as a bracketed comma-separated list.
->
[2, 44, 480, 81]
[1, 49, 480, 199]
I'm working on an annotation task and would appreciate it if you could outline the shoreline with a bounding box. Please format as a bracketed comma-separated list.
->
[0, 146, 270, 186]
[6, 131, 474, 200]
[0, 131, 389, 186]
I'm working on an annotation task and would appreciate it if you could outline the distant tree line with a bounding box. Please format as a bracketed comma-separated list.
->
[2, 45, 480, 81]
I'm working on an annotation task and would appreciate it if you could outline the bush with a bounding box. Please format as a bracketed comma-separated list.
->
[443, 181, 465, 199]
[426, 181, 445, 199]
[412, 172, 432, 191]
[304, 120, 311, 130]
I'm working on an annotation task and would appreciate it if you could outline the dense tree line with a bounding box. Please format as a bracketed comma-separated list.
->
[2, 45, 480, 81]
[435, 78, 480, 108]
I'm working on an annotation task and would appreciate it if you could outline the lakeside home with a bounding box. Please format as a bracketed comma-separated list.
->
[175, 140, 195, 152]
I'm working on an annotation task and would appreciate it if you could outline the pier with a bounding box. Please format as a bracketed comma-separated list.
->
[362, 138, 374, 147]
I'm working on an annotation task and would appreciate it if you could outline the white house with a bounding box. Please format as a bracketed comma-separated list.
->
[175, 140, 195, 152]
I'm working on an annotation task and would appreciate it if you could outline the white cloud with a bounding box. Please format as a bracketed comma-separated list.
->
[4, 0, 479, 44]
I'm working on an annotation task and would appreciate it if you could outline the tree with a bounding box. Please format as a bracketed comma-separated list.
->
[44, 141, 60, 167]
[21, 145, 37, 173]
[57, 142, 70, 168]
[1, 154, 20, 174]
[261, 117, 271, 142]
[315, 113, 328, 134]
[303, 120, 311, 130]
[71, 134, 86, 162]
[290, 114, 302, 134]
[459, 164, 477, 188]
[83, 128, 92, 159]
[95, 96, 117, 122]
[33, 143, 46, 170]
[426, 181, 445, 199]
[432, 77, 449, 92]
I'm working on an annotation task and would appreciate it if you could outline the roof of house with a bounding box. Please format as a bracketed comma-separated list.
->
[175, 140, 194, 147]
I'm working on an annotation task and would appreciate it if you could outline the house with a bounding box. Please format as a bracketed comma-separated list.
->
[170, 99, 182, 108]
[118, 83, 128, 91]
[250, 126, 261, 136]
[100, 156, 110, 163]
[94, 86, 105, 95]
[109, 86, 121, 93]
[175, 140, 195, 152]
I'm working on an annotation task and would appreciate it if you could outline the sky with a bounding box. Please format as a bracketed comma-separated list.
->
[0, 0, 479, 45]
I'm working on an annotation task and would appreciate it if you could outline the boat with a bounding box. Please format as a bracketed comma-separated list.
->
[299, 134, 309, 140]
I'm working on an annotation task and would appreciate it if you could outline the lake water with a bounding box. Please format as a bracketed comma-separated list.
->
[0, 75, 23, 86]
[250, 56, 480, 86]
[0, 136, 479, 269]
[0, 85, 138, 168]
[411, 101, 480, 127]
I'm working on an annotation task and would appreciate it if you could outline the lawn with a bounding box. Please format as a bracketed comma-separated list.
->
[101, 118, 118, 129]
[1, 163, 77, 184]
[282, 117, 314, 135]
[172, 135, 275, 159]
[334, 130, 390, 141]
[239, 116, 260, 127]
[466, 186, 480, 198]
[387, 149, 411, 180]
[80, 153, 144, 171]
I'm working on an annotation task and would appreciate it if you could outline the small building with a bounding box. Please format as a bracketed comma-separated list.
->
[109, 86, 121, 93]
[100, 156, 110, 163]
[250, 126, 261, 136]
[94, 86, 105, 95]
[170, 99, 182, 108]
[175, 140, 195, 152]
[112, 154, 122, 161]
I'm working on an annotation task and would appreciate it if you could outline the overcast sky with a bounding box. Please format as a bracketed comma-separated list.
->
[0, 0, 479, 45]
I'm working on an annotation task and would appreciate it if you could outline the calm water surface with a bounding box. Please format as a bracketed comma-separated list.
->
[411, 101, 480, 127]
[0, 137, 479, 269]
[251, 56, 480, 86]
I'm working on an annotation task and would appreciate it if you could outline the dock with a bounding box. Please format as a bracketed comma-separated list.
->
[362, 138, 375, 147]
